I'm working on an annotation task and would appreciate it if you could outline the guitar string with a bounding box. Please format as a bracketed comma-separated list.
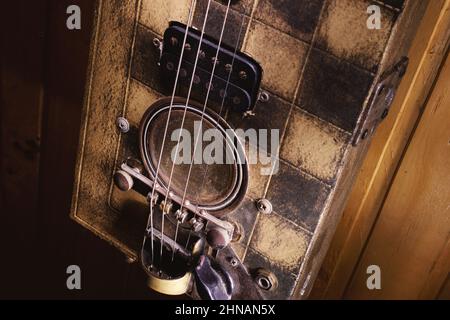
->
[184, 10, 247, 250]
[171, 0, 233, 260]
[159, 0, 214, 264]
[143, 0, 197, 267]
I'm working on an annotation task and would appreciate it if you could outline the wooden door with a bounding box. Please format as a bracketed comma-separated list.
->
[344, 50, 450, 299]
[311, 0, 450, 300]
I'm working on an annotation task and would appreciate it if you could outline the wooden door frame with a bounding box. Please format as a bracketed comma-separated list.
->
[311, 0, 450, 299]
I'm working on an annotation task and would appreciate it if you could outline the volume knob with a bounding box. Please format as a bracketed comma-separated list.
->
[114, 170, 133, 191]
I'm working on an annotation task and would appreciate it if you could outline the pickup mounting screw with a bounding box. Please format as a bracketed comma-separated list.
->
[194, 75, 201, 85]
[180, 68, 187, 78]
[153, 38, 162, 48]
[199, 50, 206, 59]
[233, 96, 241, 105]
[184, 43, 192, 51]
[239, 71, 247, 80]
[211, 57, 219, 65]
[225, 64, 232, 73]
[256, 198, 272, 214]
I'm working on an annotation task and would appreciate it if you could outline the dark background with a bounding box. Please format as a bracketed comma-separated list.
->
[0, 0, 161, 299]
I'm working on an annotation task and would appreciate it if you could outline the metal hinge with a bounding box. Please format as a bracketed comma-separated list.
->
[352, 57, 409, 146]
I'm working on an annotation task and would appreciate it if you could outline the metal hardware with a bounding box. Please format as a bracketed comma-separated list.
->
[231, 222, 243, 242]
[161, 22, 262, 113]
[154, 37, 162, 48]
[353, 57, 409, 146]
[300, 272, 312, 296]
[116, 117, 130, 133]
[256, 198, 273, 214]
[189, 217, 204, 232]
[147, 192, 159, 207]
[175, 209, 189, 224]
[258, 90, 270, 103]
[113, 170, 133, 191]
[148, 228, 191, 257]
[153, 37, 163, 60]
[229, 257, 238, 267]
[159, 200, 173, 215]
[119, 162, 235, 236]
[194, 255, 233, 300]
[206, 227, 231, 249]
[255, 269, 277, 291]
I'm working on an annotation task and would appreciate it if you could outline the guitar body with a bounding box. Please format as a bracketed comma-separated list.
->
[71, 0, 426, 299]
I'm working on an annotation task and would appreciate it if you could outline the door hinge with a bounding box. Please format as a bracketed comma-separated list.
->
[353, 57, 409, 146]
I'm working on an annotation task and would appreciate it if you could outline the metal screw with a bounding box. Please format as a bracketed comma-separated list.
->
[225, 63, 232, 73]
[153, 38, 162, 47]
[239, 71, 247, 80]
[193, 75, 201, 85]
[259, 91, 270, 103]
[256, 199, 273, 215]
[199, 50, 206, 59]
[361, 129, 369, 140]
[233, 96, 241, 105]
[166, 62, 175, 71]
[184, 43, 192, 51]
[117, 117, 130, 133]
[230, 258, 238, 267]
[211, 57, 219, 65]
[180, 68, 187, 78]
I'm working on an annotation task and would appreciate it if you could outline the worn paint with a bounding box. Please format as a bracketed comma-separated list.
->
[249, 213, 310, 271]
[281, 107, 349, 184]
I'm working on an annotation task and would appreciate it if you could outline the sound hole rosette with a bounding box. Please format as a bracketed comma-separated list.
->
[139, 96, 248, 216]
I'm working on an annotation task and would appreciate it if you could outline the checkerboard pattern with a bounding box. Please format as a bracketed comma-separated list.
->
[72, 0, 414, 299]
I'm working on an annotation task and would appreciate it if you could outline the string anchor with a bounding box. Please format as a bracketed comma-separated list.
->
[159, 199, 173, 214]
[146, 192, 159, 207]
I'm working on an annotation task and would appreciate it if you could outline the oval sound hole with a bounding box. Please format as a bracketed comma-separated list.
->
[141, 101, 244, 212]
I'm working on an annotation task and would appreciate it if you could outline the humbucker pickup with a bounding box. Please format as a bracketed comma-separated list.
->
[160, 21, 262, 112]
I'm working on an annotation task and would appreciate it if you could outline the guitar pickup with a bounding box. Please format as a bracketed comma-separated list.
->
[160, 21, 262, 112]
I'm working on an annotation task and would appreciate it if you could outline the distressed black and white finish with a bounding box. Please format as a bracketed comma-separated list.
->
[71, 0, 425, 299]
